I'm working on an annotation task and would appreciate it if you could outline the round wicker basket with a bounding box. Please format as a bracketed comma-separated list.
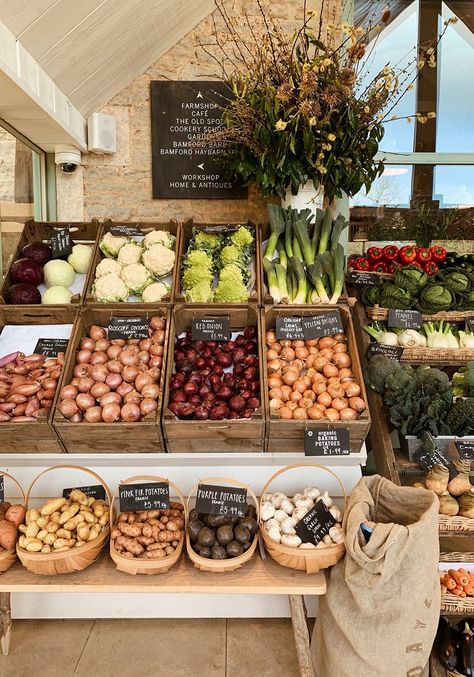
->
[259, 463, 347, 574]
[186, 477, 259, 573]
[16, 465, 111, 576]
[0, 471, 25, 574]
[110, 475, 186, 575]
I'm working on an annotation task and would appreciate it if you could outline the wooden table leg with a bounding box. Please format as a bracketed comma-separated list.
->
[289, 594, 314, 677]
[0, 592, 11, 656]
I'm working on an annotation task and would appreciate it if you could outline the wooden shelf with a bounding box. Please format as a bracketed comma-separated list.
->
[0, 552, 326, 595]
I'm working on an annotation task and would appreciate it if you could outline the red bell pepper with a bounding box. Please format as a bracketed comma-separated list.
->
[410, 260, 423, 268]
[371, 261, 388, 273]
[416, 247, 432, 264]
[386, 262, 396, 274]
[383, 244, 399, 261]
[347, 256, 358, 271]
[354, 257, 370, 271]
[367, 246, 384, 263]
[399, 245, 417, 265]
[430, 245, 446, 263]
[424, 261, 439, 276]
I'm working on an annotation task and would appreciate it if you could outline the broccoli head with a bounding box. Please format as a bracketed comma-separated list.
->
[182, 265, 213, 290]
[364, 355, 402, 393]
[415, 365, 450, 395]
[229, 225, 254, 250]
[184, 249, 213, 271]
[186, 281, 214, 303]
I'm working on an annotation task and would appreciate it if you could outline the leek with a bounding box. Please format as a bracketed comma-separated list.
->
[293, 219, 315, 267]
[289, 256, 307, 304]
[329, 243, 345, 303]
[277, 241, 288, 270]
[330, 215, 348, 250]
[307, 260, 329, 304]
[319, 252, 335, 295]
[287, 267, 295, 302]
[284, 213, 293, 259]
[317, 207, 333, 254]
[265, 204, 286, 260]
[311, 208, 324, 253]
[293, 237, 303, 262]
[263, 259, 281, 303]
[275, 262, 289, 303]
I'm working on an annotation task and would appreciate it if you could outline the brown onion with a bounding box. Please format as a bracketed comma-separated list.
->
[120, 349, 139, 366]
[121, 402, 141, 422]
[343, 381, 361, 398]
[122, 365, 139, 383]
[105, 372, 123, 390]
[76, 393, 95, 411]
[128, 339, 140, 345]
[149, 356, 162, 368]
[124, 389, 141, 404]
[99, 392, 122, 407]
[340, 407, 358, 421]
[128, 345, 140, 355]
[150, 345, 163, 358]
[84, 406, 102, 422]
[151, 329, 165, 345]
[95, 338, 110, 352]
[70, 412, 83, 423]
[76, 350, 92, 364]
[140, 398, 157, 416]
[138, 351, 150, 365]
[77, 377, 94, 393]
[141, 383, 160, 400]
[90, 382, 110, 399]
[89, 325, 106, 340]
[348, 396, 366, 413]
[80, 337, 94, 351]
[101, 402, 121, 423]
[117, 382, 133, 397]
[147, 367, 161, 381]
[139, 338, 151, 351]
[149, 316, 165, 331]
[107, 344, 122, 360]
[107, 360, 123, 374]
[58, 399, 78, 419]
[135, 373, 153, 392]
[70, 377, 80, 388]
[60, 384, 78, 400]
[91, 364, 108, 383]
[110, 338, 126, 347]
[90, 351, 108, 365]
[74, 363, 92, 379]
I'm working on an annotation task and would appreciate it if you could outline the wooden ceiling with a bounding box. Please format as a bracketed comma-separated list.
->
[0, 0, 214, 116]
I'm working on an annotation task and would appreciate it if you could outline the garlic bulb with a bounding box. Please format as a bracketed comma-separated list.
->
[303, 487, 320, 501]
[294, 497, 313, 512]
[318, 491, 333, 508]
[293, 506, 310, 521]
[260, 501, 276, 521]
[322, 534, 332, 545]
[280, 517, 297, 534]
[274, 509, 288, 523]
[262, 493, 272, 502]
[281, 534, 302, 548]
[268, 528, 281, 543]
[300, 542, 317, 549]
[329, 506, 342, 522]
[292, 493, 303, 503]
[280, 498, 294, 515]
[270, 492, 287, 509]
[315, 541, 327, 549]
[329, 526, 344, 545]
[265, 518, 280, 532]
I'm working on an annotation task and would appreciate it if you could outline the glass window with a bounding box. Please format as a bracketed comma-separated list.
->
[351, 165, 413, 207]
[434, 166, 474, 207]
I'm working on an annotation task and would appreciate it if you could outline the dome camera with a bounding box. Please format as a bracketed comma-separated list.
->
[55, 145, 81, 174]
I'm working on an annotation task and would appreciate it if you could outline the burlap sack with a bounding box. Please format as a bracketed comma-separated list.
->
[312, 475, 440, 677]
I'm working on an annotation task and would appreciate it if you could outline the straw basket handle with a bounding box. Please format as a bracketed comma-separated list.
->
[0, 470, 26, 504]
[25, 465, 112, 507]
[259, 463, 347, 511]
[112, 475, 187, 519]
[187, 476, 260, 521]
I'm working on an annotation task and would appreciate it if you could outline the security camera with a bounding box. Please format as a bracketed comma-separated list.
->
[55, 145, 81, 173]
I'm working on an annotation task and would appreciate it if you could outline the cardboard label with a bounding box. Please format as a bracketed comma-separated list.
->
[191, 318, 231, 342]
[62, 485, 106, 501]
[305, 428, 350, 456]
[367, 343, 404, 362]
[302, 310, 344, 339]
[107, 317, 149, 340]
[455, 440, 474, 460]
[387, 309, 422, 330]
[0, 475, 4, 503]
[275, 317, 304, 340]
[34, 338, 69, 357]
[195, 483, 247, 517]
[295, 501, 337, 546]
[109, 225, 143, 237]
[119, 482, 170, 512]
[346, 271, 381, 286]
[50, 227, 73, 258]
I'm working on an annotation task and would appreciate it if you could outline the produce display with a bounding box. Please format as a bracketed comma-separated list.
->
[5, 240, 93, 305]
[261, 488, 343, 548]
[348, 243, 447, 275]
[57, 316, 165, 423]
[180, 225, 255, 303]
[168, 326, 260, 421]
[187, 503, 257, 560]
[263, 205, 346, 304]
[265, 330, 366, 422]
[364, 320, 474, 350]
[441, 569, 474, 598]
[18, 490, 109, 553]
[111, 503, 185, 560]
[414, 460, 474, 518]
[434, 617, 474, 674]
[0, 501, 26, 552]
[0, 350, 63, 423]
[93, 230, 175, 302]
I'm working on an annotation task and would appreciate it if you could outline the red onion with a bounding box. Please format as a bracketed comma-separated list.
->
[89, 325, 106, 340]
[195, 357, 206, 370]
[84, 406, 102, 422]
[121, 402, 141, 422]
[243, 367, 257, 381]
[247, 397, 260, 409]
[60, 385, 78, 400]
[244, 355, 258, 368]
[244, 340, 256, 353]
[77, 377, 94, 393]
[140, 398, 157, 416]
[242, 408, 253, 419]
[217, 353, 232, 368]
[90, 382, 110, 399]
[213, 365, 224, 377]
[76, 393, 95, 411]
[102, 403, 121, 423]
[235, 335, 245, 346]
[76, 350, 92, 364]
[183, 382, 198, 395]
[210, 404, 229, 420]
[240, 390, 252, 400]
[199, 384, 210, 397]
[106, 372, 123, 390]
[188, 373, 202, 384]
[216, 385, 232, 400]
[91, 364, 108, 383]
[200, 368, 211, 377]
[222, 341, 235, 353]
[244, 326, 256, 340]
[58, 399, 79, 419]
[229, 395, 246, 412]
[90, 351, 108, 365]
[194, 406, 209, 420]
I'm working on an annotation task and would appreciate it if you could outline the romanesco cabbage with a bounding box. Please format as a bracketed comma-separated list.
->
[186, 281, 214, 303]
[219, 263, 249, 286]
[214, 278, 249, 303]
[229, 225, 254, 250]
[184, 250, 213, 271]
[182, 265, 213, 289]
[191, 229, 220, 254]
[219, 244, 241, 267]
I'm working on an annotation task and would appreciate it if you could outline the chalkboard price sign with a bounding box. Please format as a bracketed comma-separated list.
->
[109, 225, 143, 238]
[366, 343, 404, 362]
[413, 445, 458, 480]
[195, 483, 247, 518]
[455, 440, 474, 460]
[191, 318, 231, 342]
[107, 317, 149, 340]
[467, 317, 474, 332]
[34, 338, 69, 357]
[62, 485, 106, 501]
[387, 309, 422, 330]
[302, 310, 344, 340]
[275, 317, 304, 340]
[305, 428, 350, 456]
[0, 475, 4, 503]
[295, 501, 336, 546]
[346, 271, 381, 286]
[50, 227, 73, 259]
[119, 482, 170, 512]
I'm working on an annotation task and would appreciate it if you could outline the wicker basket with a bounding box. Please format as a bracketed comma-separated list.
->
[366, 305, 474, 323]
[110, 475, 186, 575]
[440, 552, 474, 615]
[186, 477, 259, 573]
[16, 465, 111, 575]
[399, 346, 474, 365]
[0, 471, 25, 574]
[259, 463, 346, 574]
[439, 515, 474, 533]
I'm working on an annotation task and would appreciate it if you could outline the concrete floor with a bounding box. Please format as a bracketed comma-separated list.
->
[1, 618, 302, 677]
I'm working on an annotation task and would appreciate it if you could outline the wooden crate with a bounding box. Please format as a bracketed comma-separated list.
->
[84, 220, 180, 306]
[263, 305, 371, 454]
[0, 306, 79, 453]
[162, 304, 266, 452]
[174, 220, 260, 305]
[53, 306, 170, 453]
[0, 220, 100, 309]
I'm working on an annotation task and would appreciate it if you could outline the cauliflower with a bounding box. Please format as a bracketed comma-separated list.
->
[182, 265, 213, 290]
[186, 281, 214, 303]
[142, 243, 175, 278]
[141, 282, 170, 302]
[214, 278, 249, 303]
[229, 225, 254, 250]
[219, 244, 241, 267]
[184, 250, 213, 271]
[121, 263, 153, 294]
[95, 258, 122, 278]
[117, 241, 143, 266]
[143, 229, 175, 250]
[92, 273, 129, 303]
[99, 232, 129, 258]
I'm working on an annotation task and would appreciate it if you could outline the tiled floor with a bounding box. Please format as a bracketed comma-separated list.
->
[1, 618, 302, 677]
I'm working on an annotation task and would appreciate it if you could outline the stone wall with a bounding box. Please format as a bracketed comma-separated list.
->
[0, 127, 15, 202]
[57, 0, 340, 224]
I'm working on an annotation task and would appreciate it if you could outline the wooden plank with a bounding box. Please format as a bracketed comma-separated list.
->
[0, 0, 57, 36]
[0, 552, 326, 595]
[0, 592, 11, 656]
[289, 595, 315, 677]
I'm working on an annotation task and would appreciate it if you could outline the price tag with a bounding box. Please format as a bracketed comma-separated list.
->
[62, 485, 106, 500]
[0, 475, 4, 503]
[302, 310, 344, 339]
[108, 225, 143, 237]
[195, 483, 247, 517]
[107, 317, 149, 340]
[295, 501, 337, 546]
[50, 227, 73, 258]
[367, 343, 404, 362]
[413, 446, 458, 480]
[387, 309, 422, 330]
[454, 441, 474, 460]
[305, 428, 350, 456]
[467, 317, 474, 332]
[191, 318, 231, 342]
[119, 482, 170, 512]
[34, 338, 69, 357]
[275, 317, 304, 340]
[346, 271, 381, 286]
